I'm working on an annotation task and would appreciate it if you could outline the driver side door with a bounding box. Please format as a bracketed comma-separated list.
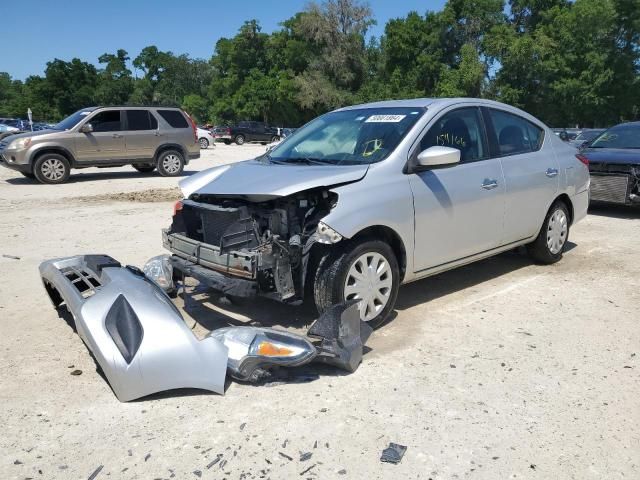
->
[409, 106, 506, 272]
[73, 109, 126, 163]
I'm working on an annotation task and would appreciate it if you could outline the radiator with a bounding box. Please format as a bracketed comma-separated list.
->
[589, 174, 629, 204]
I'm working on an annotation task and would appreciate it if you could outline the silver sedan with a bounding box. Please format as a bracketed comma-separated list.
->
[169, 98, 590, 327]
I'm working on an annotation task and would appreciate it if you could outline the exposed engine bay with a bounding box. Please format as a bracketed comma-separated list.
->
[164, 189, 341, 301]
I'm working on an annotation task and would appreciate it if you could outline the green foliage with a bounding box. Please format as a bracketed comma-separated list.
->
[1, 0, 638, 126]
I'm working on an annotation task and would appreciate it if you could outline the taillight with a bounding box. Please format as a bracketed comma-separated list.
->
[185, 112, 197, 143]
[173, 200, 183, 216]
[576, 153, 589, 166]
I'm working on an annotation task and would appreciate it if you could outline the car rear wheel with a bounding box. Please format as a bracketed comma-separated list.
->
[527, 200, 570, 264]
[156, 150, 185, 177]
[133, 164, 156, 173]
[33, 153, 70, 184]
[234, 135, 245, 145]
[199, 137, 209, 149]
[313, 239, 399, 329]
[271, 136, 280, 143]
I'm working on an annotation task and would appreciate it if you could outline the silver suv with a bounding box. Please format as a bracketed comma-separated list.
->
[0, 106, 200, 184]
[165, 98, 590, 328]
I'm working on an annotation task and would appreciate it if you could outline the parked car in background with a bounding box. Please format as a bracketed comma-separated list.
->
[165, 98, 589, 327]
[197, 127, 215, 149]
[0, 106, 200, 184]
[213, 121, 280, 145]
[0, 124, 19, 133]
[569, 128, 606, 149]
[579, 122, 640, 206]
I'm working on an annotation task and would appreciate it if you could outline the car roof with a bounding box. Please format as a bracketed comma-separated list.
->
[335, 97, 548, 127]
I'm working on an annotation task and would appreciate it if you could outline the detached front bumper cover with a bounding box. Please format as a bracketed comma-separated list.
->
[40, 255, 228, 402]
[40, 255, 372, 402]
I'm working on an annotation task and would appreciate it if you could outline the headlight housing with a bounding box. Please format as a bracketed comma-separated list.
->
[8, 137, 32, 150]
[209, 327, 317, 381]
[142, 255, 174, 292]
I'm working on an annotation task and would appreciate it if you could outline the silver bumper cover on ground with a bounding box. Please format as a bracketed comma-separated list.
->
[40, 255, 228, 402]
[40, 255, 372, 402]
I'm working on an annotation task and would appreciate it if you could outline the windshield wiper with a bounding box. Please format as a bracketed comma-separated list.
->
[270, 157, 333, 166]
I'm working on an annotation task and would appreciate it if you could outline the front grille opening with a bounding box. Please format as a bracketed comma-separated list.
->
[62, 267, 102, 299]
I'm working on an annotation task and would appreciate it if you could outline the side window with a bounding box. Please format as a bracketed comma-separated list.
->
[419, 108, 487, 163]
[158, 110, 189, 128]
[489, 109, 544, 156]
[88, 110, 121, 132]
[126, 110, 155, 131]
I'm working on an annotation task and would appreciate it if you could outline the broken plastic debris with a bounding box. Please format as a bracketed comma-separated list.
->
[380, 443, 407, 464]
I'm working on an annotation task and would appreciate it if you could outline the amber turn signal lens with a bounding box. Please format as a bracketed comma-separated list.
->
[256, 341, 293, 357]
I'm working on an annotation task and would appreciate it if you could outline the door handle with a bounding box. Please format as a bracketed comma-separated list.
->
[112, 133, 123, 138]
[482, 179, 498, 190]
[545, 168, 559, 178]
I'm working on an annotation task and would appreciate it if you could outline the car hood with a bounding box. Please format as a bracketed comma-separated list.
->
[1, 129, 58, 143]
[582, 148, 640, 165]
[180, 159, 369, 200]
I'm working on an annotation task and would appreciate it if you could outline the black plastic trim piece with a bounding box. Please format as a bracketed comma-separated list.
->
[104, 295, 144, 364]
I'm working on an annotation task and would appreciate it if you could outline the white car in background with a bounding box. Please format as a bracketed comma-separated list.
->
[0, 124, 19, 133]
[197, 127, 215, 149]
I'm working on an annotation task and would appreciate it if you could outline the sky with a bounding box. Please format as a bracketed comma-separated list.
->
[1, 0, 447, 80]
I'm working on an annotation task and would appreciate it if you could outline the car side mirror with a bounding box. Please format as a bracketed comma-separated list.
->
[414, 146, 460, 170]
[80, 123, 93, 133]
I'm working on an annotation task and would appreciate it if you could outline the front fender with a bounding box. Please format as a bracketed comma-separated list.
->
[321, 171, 415, 274]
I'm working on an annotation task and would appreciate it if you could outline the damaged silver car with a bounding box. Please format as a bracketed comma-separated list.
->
[164, 98, 590, 328]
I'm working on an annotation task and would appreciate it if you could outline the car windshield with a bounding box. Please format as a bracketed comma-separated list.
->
[53, 108, 98, 131]
[589, 124, 640, 149]
[268, 107, 426, 165]
[575, 130, 604, 142]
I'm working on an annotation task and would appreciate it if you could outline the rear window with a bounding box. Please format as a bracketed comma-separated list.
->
[126, 110, 157, 130]
[158, 110, 189, 128]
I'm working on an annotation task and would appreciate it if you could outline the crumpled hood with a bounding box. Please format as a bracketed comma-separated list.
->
[582, 148, 640, 166]
[180, 159, 369, 200]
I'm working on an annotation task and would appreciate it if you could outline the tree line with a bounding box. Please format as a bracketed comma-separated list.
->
[1, 0, 638, 128]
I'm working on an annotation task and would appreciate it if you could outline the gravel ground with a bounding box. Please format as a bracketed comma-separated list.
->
[0, 144, 638, 479]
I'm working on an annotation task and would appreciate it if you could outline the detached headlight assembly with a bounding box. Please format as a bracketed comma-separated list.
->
[8, 137, 32, 150]
[142, 255, 174, 292]
[209, 327, 317, 381]
[316, 221, 342, 244]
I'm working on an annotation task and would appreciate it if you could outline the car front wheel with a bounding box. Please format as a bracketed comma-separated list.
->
[527, 200, 570, 264]
[199, 138, 209, 149]
[33, 153, 71, 184]
[235, 135, 245, 145]
[313, 239, 399, 329]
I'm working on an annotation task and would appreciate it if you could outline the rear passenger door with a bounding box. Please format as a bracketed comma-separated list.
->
[123, 110, 160, 160]
[483, 108, 559, 243]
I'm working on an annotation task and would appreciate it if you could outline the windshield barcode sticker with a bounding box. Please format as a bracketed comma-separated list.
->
[365, 114, 406, 123]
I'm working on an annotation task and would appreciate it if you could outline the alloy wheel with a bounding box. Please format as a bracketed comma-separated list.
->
[162, 154, 182, 174]
[40, 158, 66, 181]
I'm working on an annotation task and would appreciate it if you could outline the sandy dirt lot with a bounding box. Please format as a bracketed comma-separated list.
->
[0, 144, 638, 480]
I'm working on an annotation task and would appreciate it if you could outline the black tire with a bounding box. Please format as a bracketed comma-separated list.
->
[314, 239, 400, 329]
[33, 153, 70, 184]
[20, 172, 36, 179]
[271, 136, 280, 143]
[133, 164, 156, 173]
[235, 134, 245, 145]
[156, 150, 185, 177]
[224, 140, 231, 145]
[199, 137, 209, 149]
[526, 200, 570, 264]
